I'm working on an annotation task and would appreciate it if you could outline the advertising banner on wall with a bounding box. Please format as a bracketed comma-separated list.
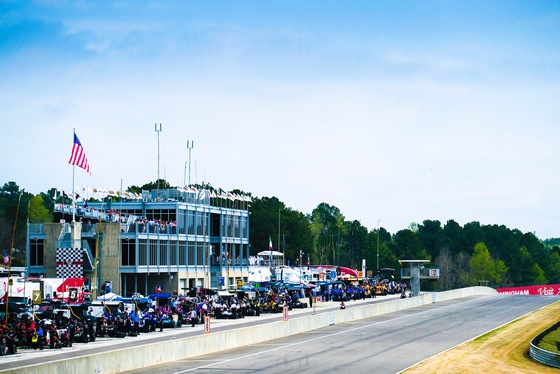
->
[496, 284, 560, 296]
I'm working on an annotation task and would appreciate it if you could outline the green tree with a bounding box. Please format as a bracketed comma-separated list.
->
[470, 242, 494, 284]
[342, 220, 368, 270]
[493, 259, 509, 286]
[391, 229, 429, 260]
[0, 182, 29, 258]
[442, 219, 468, 255]
[528, 263, 547, 285]
[546, 251, 560, 284]
[39, 188, 58, 216]
[28, 195, 51, 223]
[277, 207, 313, 265]
[141, 179, 171, 191]
[418, 219, 445, 259]
[309, 203, 344, 265]
[371, 228, 400, 279]
[248, 196, 314, 266]
[248, 196, 286, 256]
[470, 242, 508, 286]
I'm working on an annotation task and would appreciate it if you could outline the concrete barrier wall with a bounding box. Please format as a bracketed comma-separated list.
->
[1, 287, 497, 374]
[429, 286, 498, 303]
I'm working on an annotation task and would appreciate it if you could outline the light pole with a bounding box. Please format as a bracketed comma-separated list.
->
[377, 219, 381, 276]
[186, 140, 194, 185]
[299, 250, 303, 285]
[155, 123, 162, 193]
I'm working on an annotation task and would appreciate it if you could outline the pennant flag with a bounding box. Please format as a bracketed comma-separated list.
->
[68, 133, 91, 175]
[269, 236, 273, 251]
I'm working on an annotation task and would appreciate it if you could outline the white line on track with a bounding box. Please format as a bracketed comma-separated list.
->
[173, 298, 480, 373]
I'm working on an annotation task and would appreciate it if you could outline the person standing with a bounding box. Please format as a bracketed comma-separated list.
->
[157, 311, 164, 332]
[36, 325, 44, 350]
[68, 319, 76, 346]
[189, 307, 198, 327]
[87, 320, 95, 342]
[133, 310, 141, 335]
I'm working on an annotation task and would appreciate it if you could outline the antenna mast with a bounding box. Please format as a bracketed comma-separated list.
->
[155, 123, 162, 193]
[187, 140, 194, 185]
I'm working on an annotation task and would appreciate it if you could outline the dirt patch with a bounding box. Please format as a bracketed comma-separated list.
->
[403, 300, 560, 374]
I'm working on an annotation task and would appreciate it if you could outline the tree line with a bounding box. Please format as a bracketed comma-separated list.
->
[1, 181, 559, 290]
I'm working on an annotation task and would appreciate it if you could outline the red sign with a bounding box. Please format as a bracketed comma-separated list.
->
[204, 316, 211, 334]
[282, 305, 289, 322]
[496, 284, 560, 296]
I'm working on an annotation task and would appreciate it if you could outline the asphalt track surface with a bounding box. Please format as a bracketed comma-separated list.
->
[0, 294, 556, 374]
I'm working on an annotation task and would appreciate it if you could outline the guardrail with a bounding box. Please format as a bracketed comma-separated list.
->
[530, 321, 560, 368]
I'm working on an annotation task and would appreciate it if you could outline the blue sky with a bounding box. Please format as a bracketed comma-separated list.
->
[1, 1, 559, 238]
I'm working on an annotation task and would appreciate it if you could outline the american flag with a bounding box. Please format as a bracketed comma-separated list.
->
[68, 133, 91, 174]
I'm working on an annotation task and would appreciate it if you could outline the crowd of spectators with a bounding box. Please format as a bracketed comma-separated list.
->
[133, 217, 178, 234]
[0, 280, 410, 358]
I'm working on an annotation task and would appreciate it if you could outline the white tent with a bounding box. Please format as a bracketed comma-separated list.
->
[256, 250, 284, 267]
[95, 292, 120, 301]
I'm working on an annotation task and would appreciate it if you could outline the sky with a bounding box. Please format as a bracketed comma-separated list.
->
[1, 1, 559, 239]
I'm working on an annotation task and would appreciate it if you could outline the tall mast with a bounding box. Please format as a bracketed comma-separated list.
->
[187, 140, 194, 186]
[155, 123, 162, 195]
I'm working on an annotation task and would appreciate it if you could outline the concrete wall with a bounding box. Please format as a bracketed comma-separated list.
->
[0, 287, 497, 374]
[43, 223, 61, 277]
[98, 223, 121, 295]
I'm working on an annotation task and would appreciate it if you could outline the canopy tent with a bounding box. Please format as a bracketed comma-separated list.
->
[256, 250, 284, 268]
[95, 292, 120, 301]
[257, 250, 284, 257]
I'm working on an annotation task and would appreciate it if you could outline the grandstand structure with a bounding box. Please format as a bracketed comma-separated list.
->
[26, 187, 250, 298]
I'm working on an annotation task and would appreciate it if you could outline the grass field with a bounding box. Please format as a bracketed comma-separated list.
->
[403, 300, 560, 374]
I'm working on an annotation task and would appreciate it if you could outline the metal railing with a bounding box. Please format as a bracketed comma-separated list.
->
[28, 223, 44, 234]
[529, 321, 560, 368]
[401, 267, 440, 279]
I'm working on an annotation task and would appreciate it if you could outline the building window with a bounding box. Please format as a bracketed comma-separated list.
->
[121, 239, 136, 266]
[196, 242, 204, 265]
[179, 241, 186, 265]
[188, 242, 195, 264]
[139, 239, 147, 265]
[150, 240, 157, 265]
[187, 211, 195, 235]
[160, 239, 168, 265]
[170, 241, 178, 265]
[30, 239, 44, 266]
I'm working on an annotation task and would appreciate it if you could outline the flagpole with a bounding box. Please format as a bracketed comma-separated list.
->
[72, 128, 76, 223]
[5, 193, 22, 323]
[278, 209, 282, 266]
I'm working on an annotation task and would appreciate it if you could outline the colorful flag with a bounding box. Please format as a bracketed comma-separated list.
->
[269, 236, 273, 265]
[68, 133, 91, 175]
